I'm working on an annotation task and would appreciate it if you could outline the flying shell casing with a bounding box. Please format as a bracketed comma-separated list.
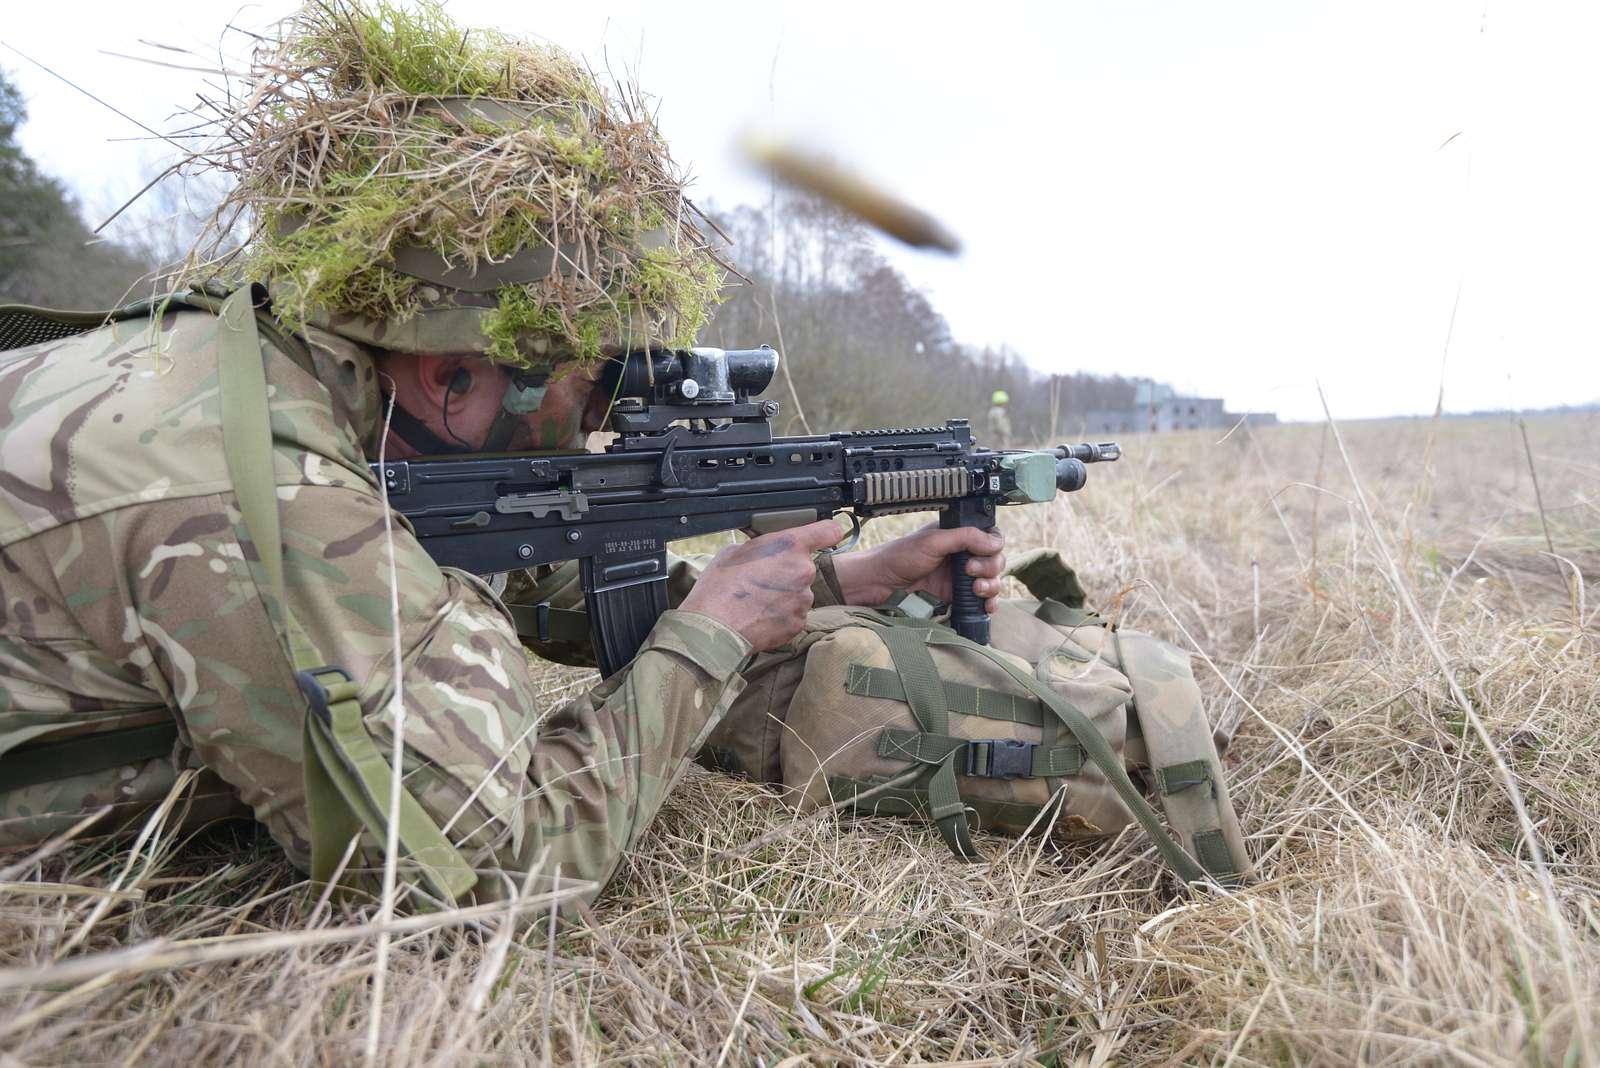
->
[744, 136, 962, 254]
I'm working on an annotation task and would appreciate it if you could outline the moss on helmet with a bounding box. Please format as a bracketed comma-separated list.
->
[179, 0, 725, 367]
[479, 244, 725, 365]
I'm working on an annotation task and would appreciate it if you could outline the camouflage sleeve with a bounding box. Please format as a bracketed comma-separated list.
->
[514, 609, 750, 866]
[143, 483, 750, 904]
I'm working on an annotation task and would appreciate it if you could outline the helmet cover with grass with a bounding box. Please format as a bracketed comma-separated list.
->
[178, 0, 724, 373]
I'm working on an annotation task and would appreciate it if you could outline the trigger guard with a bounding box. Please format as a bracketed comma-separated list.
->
[820, 512, 863, 556]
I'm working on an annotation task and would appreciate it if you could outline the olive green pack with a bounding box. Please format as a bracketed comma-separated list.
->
[700, 550, 1254, 885]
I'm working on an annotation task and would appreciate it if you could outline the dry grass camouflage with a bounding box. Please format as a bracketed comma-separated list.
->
[176, 0, 725, 367]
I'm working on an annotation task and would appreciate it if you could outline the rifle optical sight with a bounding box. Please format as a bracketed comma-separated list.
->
[603, 346, 779, 405]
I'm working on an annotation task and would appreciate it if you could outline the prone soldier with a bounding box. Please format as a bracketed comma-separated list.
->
[0, 3, 1252, 900]
[0, 4, 1009, 906]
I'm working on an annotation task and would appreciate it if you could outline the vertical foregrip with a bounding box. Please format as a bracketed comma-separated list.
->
[940, 499, 994, 645]
[948, 550, 990, 645]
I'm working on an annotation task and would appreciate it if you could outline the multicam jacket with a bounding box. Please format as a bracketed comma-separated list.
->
[0, 298, 755, 904]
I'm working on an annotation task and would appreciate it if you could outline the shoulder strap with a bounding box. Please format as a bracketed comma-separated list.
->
[215, 287, 476, 905]
[917, 627, 1222, 885]
[870, 623, 981, 860]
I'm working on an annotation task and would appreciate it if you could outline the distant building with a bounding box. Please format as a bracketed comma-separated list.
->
[1085, 381, 1278, 435]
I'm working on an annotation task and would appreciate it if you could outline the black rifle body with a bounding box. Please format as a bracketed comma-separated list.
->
[373, 348, 1116, 677]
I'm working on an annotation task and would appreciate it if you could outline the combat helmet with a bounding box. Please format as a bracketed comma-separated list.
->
[180, 1, 723, 379]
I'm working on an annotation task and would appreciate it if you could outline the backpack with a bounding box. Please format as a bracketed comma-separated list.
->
[699, 550, 1254, 885]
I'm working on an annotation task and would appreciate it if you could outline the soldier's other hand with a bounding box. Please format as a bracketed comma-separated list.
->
[680, 520, 843, 652]
[833, 523, 1006, 614]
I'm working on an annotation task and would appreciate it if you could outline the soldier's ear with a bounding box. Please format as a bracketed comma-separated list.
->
[416, 355, 471, 406]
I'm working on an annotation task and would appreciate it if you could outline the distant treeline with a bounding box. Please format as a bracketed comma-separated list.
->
[0, 68, 155, 308]
[700, 195, 1138, 440]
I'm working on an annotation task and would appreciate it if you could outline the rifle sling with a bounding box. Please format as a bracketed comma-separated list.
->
[215, 287, 476, 905]
[505, 601, 593, 643]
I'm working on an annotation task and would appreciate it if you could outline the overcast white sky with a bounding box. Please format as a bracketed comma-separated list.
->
[5, 1, 1599, 420]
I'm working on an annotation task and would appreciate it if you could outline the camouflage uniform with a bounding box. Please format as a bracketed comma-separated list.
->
[0, 303, 756, 903]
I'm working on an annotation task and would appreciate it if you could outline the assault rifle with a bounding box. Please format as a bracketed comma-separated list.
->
[373, 346, 1119, 677]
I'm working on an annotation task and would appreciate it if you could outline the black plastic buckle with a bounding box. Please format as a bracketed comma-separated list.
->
[294, 666, 353, 726]
[965, 738, 1035, 779]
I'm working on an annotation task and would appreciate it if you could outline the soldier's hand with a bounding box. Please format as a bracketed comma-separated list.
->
[833, 523, 1007, 614]
[680, 520, 844, 652]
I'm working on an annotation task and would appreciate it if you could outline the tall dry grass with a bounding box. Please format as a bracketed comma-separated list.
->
[1, 412, 1596, 1065]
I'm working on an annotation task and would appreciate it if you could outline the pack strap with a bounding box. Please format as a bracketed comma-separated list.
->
[846, 664, 1045, 725]
[1193, 830, 1237, 876]
[875, 727, 1084, 779]
[826, 774, 1074, 834]
[216, 287, 475, 904]
[1114, 629, 1253, 884]
[1156, 760, 1213, 795]
[874, 626, 948, 735]
[918, 627, 1214, 885]
[825, 774, 925, 818]
[869, 623, 979, 860]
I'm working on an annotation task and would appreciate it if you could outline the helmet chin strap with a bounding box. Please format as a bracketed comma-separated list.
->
[382, 392, 473, 456]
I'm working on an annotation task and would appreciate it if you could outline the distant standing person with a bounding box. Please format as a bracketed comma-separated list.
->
[987, 389, 1013, 447]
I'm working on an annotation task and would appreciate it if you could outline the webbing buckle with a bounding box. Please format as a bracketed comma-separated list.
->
[964, 738, 1035, 779]
[294, 666, 354, 726]
[881, 590, 948, 621]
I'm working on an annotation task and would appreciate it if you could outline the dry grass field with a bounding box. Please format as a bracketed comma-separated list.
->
[2, 411, 1597, 1066]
